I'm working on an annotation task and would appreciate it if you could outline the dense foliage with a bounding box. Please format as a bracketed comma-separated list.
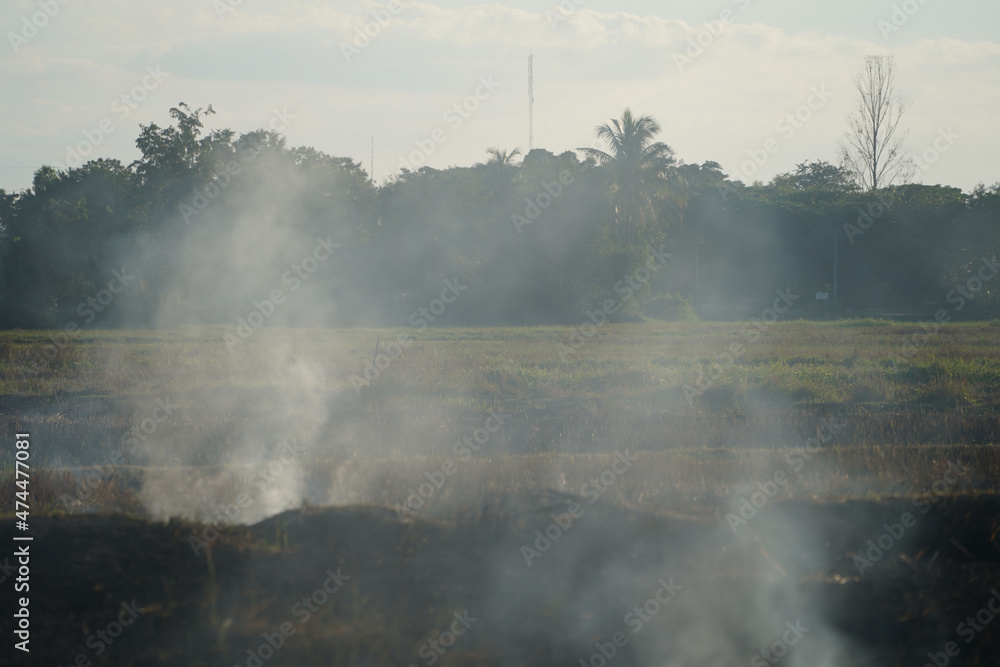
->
[1, 104, 998, 328]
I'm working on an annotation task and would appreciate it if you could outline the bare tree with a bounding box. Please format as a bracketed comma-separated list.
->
[839, 55, 913, 191]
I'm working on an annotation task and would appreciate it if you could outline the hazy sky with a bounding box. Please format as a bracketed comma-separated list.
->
[2, 0, 997, 191]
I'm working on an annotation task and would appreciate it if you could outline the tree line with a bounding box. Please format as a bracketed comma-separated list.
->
[0, 97, 998, 330]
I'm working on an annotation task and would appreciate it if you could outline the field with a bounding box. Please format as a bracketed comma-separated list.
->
[2, 321, 1000, 665]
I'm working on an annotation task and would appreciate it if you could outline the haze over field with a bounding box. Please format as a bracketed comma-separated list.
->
[2, 2, 1000, 666]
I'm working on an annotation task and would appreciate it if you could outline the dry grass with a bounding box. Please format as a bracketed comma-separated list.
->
[3, 321, 1000, 521]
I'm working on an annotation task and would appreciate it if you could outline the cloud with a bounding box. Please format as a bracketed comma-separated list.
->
[0, 0, 996, 191]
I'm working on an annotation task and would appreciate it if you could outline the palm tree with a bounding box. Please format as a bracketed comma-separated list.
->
[579, 109, 677, 247]
[478, 147, 523, 228]
[483, 146, 522, 167]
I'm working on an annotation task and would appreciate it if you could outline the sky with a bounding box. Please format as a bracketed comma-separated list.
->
[1, 0, 998, 192]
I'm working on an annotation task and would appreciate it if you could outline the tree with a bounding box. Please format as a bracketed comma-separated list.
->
[131, 103, 238, 221]
[773, 161, 857, 192]
[579, 108, 677, 246]
[840, 55, 913, 191]
[0, 161, 145, 327]
[0, 187, 12, 241]
[134, 103, 217, 181]
[477, 147, 523, 241]
[483, 147, 522, 167]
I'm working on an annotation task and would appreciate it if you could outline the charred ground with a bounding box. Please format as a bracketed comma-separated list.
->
[1, 494, 999, 666]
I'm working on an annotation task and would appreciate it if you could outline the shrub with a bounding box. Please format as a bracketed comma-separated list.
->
[643, 293, 696, 321]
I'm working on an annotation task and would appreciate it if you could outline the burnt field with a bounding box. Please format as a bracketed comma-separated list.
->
[1, 493, 999, 665]
[2, 322, 1000, 665]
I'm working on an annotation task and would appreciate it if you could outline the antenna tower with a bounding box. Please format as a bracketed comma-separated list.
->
[528, 51, 534, 152]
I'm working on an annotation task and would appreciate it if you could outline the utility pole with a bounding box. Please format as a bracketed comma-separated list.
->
[694, 242, 700, 306]
[833, 229, 839, 302]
